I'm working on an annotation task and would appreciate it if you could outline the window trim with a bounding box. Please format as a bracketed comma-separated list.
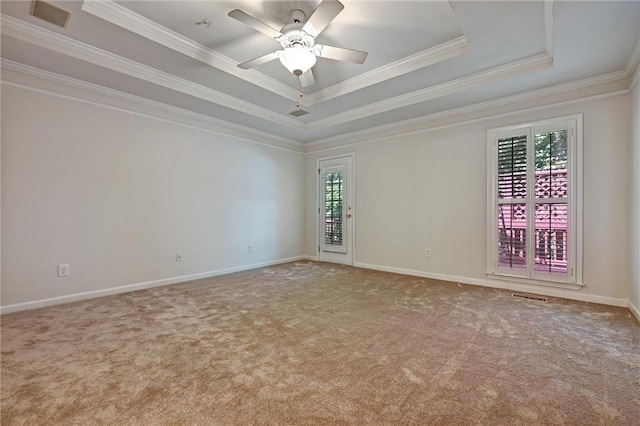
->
[486, 114, 583, 287]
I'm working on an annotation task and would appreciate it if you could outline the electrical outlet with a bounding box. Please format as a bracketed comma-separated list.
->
[176, 252, 183, 262]
[58, 264, 69, 277]
[249, 244, 255, 253]
[425, 248, 432, 258]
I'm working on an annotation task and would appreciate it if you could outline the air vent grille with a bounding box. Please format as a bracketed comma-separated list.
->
[512, 293, 548, 302]
[31, 0, 70, 28]
[289, 109, 309, 117]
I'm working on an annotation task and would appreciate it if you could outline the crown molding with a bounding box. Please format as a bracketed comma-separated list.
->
[306, 53, 553, 131]
[304, 70, 629, 153]
[306, 89, 629, 154]
[81, 0, 470, 108]
[80, 0, 300, 103]
[0, 14, 304, 130]
[1, 60, 304, 153]
[626, 36, 640, 89]
[2, 13, 550, 134]
[544, 0, 554, 58]
[304, 36, 470, 106]
[1, 57, 629, 156]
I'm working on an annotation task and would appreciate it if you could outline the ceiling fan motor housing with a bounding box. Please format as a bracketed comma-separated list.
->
[279, 28, 315, 49]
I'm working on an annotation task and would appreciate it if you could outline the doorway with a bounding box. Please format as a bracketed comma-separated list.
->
[317, 154, 354, 265]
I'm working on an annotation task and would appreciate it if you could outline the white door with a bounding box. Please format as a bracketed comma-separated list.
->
[318, 155, 354, 265]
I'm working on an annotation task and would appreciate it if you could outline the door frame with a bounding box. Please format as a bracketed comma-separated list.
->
[316, 153, 356, 265]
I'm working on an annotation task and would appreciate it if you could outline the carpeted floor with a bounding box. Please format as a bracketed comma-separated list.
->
[1, 261, 639, 425]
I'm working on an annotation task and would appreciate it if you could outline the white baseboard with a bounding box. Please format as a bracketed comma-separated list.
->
[4, 258, 631, 315]
[629, 299, 640, 323]
[0, 256, 307, 314]
[354, 262, 629, 308]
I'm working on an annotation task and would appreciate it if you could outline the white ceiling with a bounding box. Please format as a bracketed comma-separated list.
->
[1, 1, 639, 146]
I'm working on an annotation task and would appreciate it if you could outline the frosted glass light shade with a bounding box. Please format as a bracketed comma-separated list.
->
[279, 47, 317, 76]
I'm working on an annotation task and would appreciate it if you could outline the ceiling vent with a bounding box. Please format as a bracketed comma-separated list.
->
[289, 109, 309, 117]
[30, 0, 70, 28]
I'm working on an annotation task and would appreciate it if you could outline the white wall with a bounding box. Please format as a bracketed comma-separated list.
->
[631, 81, 640, 316]
[305, 94, 632, 304]
[1, 84, 304, 308]
[1, 80, 635, 310]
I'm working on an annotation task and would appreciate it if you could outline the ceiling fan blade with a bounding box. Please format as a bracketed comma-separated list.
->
[318, 45, 368, 64]
[301, 0, 344, 37]
[228, 9, 283, 39]
[299, 69, 315, 87]
[238, 51, 280, 69]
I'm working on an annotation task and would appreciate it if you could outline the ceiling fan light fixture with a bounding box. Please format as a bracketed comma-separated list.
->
[279, 47, 317, 76]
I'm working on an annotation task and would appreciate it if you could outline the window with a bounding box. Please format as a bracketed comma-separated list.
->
[324, 171, 343, 246]
[487, 115, 582, 286]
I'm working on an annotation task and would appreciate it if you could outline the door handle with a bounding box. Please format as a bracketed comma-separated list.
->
[346, 213, 352, 218]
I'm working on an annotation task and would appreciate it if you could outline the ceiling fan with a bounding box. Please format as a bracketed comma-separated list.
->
[228, 0, 368, 87]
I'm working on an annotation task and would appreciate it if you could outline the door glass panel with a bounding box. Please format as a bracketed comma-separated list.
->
[324, 172, 343, 246]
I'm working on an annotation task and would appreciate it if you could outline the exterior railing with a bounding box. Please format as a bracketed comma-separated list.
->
[498, 169, 568, 273]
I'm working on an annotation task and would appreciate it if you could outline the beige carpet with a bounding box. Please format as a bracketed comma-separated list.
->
[1, 261, 639, 425]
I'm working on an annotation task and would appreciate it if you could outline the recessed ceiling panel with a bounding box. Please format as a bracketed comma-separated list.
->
[111, 0, 464, 89]
[1, 0, 638, 145]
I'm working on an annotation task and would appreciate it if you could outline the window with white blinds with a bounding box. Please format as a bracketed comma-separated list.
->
[487, 115, 582, 285]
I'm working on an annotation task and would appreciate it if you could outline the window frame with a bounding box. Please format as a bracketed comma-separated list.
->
[486, 114, 583, 287]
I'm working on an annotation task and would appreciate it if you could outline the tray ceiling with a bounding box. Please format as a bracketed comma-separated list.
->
[1, 1, 639, 147]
